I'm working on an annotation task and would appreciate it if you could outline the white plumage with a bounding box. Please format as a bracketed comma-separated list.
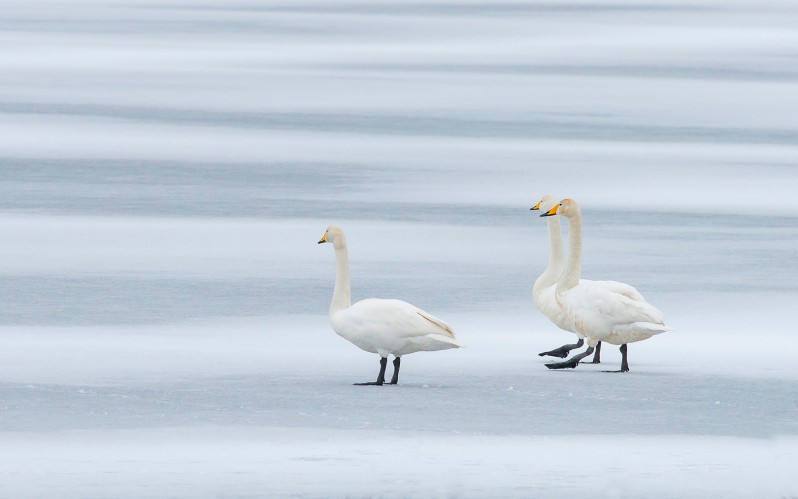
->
[319, 226, 462, 385]
[532, 195, 587, 359]
[559, 281, 667, 346]
[532, 195, 575, 333]
[329, 298, 461, 358]
[541, 198, 670, 371]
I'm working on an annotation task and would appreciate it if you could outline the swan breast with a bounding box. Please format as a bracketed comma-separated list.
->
[536, 283, 578, 333]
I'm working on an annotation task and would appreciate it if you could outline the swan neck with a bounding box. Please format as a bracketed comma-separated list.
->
[546, 215, 566, 276]
[330, 240, 351, 314]
[534, 215, 566, 292]
[559, 213, 582, 291]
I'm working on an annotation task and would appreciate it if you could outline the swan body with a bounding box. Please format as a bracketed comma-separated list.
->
[319, 225, 461, 384]
[329, 298, 462, 357]
[559, 280, 668, 345]
[535, 268, 645, 336]
[541, 198, 669, 371]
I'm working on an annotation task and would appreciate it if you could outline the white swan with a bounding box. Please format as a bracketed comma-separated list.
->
[531, 195, 590, 359]
[541, 199, 670, 372]
[318, 226, 462, 385]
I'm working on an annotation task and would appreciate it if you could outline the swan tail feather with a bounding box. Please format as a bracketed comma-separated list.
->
[609, 322, 670, 343]
[432, 334, 464, 349]
[630, 322, 671, 334]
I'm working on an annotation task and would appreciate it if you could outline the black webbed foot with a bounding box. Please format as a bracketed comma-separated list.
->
[544, 345, 594, 371]
[545, 359, 579, 369]
[538, 338, 584, 358]
[355, 357, 388, 385]
[538, 348, 571, 358]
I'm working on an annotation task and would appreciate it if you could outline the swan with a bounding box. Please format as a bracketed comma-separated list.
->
[531, 195, 597, 361]
[540, 199, 670, 372]
[318, 226, 462, 385]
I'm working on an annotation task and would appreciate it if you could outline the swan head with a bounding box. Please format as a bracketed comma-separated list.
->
[318, 225, 346, 247]
[540, 198, 580, 218]
[531, 194, 557, 212]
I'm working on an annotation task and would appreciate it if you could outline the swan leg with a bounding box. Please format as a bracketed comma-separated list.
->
[389, 357, 401, 385]
[580, 341, 602, 364]
[620, 344, 629, 372]
[602, 344, 630, 373]
[538, 338, 584, 358]
[545, 346, 594, 370]
[355, 357, 387, 386]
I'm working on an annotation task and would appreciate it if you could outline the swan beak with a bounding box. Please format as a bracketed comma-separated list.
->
[317, 232, 328, 244]
[540, 205, 559, 217]
[530, 201, 541, 211]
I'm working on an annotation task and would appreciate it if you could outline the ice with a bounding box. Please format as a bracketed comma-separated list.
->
[1, 428, 796, 498]
[1, 0, 798, 496]
[1, 311, 797, 496]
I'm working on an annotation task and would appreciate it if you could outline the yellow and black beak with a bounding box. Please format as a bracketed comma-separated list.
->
[540, 205, 559, 217]
[530, 200, 541, 211]
[317, 232, 328, 244]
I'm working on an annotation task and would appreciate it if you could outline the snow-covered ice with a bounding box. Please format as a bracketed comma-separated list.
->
[1, 0, 797, 497]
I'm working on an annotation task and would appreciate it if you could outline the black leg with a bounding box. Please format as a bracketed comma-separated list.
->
[390, 357, 401, 384]
[581, 341, 602, 364]
[603, 344, 630, 373]
[620, 344, 629, 372]
[545, 346, 594, 370]
[538, 338, 584, 358]
[355, 357, 387, 385]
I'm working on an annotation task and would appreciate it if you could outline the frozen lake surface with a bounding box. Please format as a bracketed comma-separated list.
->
[1, 0, 797, 497]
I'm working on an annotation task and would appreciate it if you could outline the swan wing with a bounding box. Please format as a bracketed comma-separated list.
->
[538, 279, 640, 334]
[415, 309, 456, 338]
[566, 281, 666, 331]
[341, 299, 454, 337]
[331, 298, 462, 354]
[590, 280, 646, 302]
